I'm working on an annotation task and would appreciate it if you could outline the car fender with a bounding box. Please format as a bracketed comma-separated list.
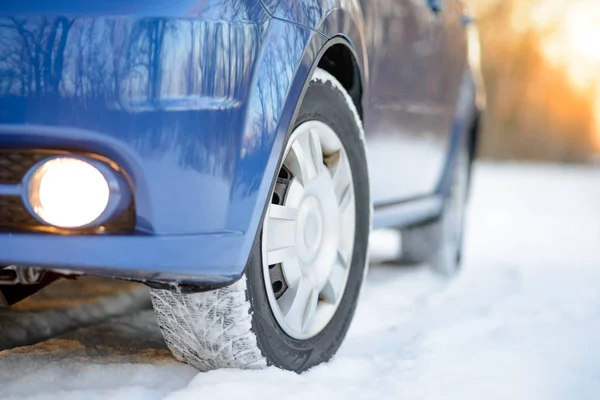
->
[260, 0, 369, 88]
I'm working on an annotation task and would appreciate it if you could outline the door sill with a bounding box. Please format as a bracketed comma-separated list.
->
[373, 195, 443, 229]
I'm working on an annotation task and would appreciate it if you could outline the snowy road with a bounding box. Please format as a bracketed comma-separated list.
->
[2, 162, 600, 399]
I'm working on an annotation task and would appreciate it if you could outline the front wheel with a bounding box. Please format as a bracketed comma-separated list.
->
[150, 69, 371, 372]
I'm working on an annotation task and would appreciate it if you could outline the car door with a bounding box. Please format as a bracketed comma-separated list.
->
[362, 0, 468, 204]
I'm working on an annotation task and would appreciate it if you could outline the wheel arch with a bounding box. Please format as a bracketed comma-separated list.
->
[468, 108, 482, 163]
[433, 70, 480, 198]
[259, 1, 369, 116]
[315, 6, 369, 118]
[317, 39, 364, 119]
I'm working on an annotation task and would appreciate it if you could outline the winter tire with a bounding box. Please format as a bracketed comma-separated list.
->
[151, 68, 370, 372]
[398, 138, 471, 276]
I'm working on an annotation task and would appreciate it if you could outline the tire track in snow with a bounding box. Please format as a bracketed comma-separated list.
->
[0, 276, 151, 350]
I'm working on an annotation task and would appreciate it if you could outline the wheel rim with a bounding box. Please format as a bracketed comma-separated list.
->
[261, 120, 356, 340]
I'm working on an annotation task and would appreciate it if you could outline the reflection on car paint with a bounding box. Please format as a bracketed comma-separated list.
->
[0, 0, 478, 284]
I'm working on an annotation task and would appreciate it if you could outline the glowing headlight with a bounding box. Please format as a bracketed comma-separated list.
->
[27, 158, 110, 228]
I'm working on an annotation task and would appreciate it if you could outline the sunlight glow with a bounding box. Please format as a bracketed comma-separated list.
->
[506, 0, 600, 146]
[540, 0, 600, 90]
[543, 0, 600, 145]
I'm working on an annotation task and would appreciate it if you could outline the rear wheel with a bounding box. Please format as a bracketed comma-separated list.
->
[150, 69, 370, 372]
[398, 142, 471, 276]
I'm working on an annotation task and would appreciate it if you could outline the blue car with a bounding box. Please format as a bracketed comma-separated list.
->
[0, 0, 484, 372]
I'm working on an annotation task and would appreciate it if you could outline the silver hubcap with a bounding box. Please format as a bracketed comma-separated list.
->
[261, 121, 356, 339]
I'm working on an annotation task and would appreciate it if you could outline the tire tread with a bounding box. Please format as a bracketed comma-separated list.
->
[150, 277, 266, 372]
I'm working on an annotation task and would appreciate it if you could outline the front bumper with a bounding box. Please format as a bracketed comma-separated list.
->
[0, 230, 248, 288]
[0, 122, 262, 288]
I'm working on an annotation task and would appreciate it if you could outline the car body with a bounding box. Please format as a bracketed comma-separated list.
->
[0, 0, 483, 290]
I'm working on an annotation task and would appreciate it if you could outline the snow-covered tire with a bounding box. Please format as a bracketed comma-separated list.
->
[151, 69, 370, 372]
[150, 278, 266, 371]
[398, 140, 471, 276]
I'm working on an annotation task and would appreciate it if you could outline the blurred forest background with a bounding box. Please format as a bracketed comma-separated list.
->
[470, 0, 600, 162]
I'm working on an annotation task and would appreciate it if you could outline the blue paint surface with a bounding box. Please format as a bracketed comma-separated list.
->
[0, 1, 478, 286]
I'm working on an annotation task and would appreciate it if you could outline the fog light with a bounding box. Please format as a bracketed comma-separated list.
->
[27, 158, 110, 228]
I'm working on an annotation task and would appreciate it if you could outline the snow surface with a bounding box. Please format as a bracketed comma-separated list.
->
[2, 162, 600, 399]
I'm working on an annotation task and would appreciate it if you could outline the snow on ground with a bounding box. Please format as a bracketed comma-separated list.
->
[2, 162, 600, 399]
[0, 277, 150, 350]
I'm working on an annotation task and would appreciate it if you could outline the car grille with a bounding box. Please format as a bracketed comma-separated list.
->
[0, 150, 46, 184]
[0, 149, 135, 233]
[0, 196, 39, 227]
